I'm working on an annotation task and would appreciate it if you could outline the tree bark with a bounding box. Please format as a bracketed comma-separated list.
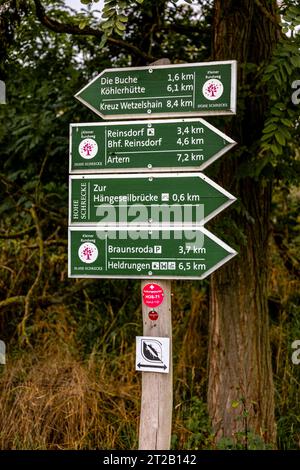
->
[208, 0, 280, 446]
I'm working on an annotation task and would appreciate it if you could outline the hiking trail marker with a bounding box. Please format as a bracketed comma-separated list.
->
[143, 283, 164, 308]
[136, 336, 170, 373]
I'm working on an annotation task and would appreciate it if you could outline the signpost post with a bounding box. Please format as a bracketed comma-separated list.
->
[139, 279, 172, 450]
[70, 59, 238, 451]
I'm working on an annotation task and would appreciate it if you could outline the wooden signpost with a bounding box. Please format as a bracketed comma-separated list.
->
[69, 59, 237, 450]
[139, 280, 172, 449]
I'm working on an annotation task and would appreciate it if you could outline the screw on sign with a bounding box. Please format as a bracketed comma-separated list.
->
[143, 283, 164, 308]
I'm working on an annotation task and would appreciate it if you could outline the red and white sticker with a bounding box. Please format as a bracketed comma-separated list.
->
[148, 310, 159, 321]
[143, 283, 164, 308]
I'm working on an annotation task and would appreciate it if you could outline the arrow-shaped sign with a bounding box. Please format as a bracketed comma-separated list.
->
[68, 226, 237, 280]
[75, 60, 237, 120]
[69, 119, 236, 173]
[69, 172, 236, 226]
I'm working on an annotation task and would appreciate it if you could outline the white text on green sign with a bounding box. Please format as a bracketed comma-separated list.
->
[69, 118, 236, 173]
[69, 173, 236, 226]
[68, 226, 237, 280]
[75, 61, 237, 119]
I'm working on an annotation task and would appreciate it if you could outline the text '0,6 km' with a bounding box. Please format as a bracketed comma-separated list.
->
[75, 61, 237, 119]
[69, 173, 236, 226]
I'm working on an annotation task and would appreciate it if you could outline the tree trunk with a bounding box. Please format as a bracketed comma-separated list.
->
[208, 0, 280, 446]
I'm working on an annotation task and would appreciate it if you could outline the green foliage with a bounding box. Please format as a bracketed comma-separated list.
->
[0, 2, 116, 345]
[79, 0, 132, 43]
[123, 0, 212, 65]
[78, 0, 209, 58]
[217, 433, 271, 450]
[258, 3, 300, 182]
[213, 398, 273, 450]
[180, 397, 213, 450]
[270, 186, 300, 450]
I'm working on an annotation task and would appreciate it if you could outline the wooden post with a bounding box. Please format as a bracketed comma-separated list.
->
[138, 279, 172, 450]
[138, 57, 173, 451]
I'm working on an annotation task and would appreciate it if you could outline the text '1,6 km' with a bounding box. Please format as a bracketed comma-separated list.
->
[75, 61, 237, 119]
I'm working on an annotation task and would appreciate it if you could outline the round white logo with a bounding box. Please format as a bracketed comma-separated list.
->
[78, 242, 98, 263]
[202, 79, 224, 101]
[78, 138, 98, 160]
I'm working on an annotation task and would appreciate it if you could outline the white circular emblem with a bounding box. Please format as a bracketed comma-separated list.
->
[78, 138, 98, 160]
[78, 242, 98, 263]
[202, 79, 224, 100]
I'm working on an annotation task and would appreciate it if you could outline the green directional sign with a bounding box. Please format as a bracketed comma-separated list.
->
[69, 173, 235, 226]
[68, 226, 237, 279]
[69, 118, 236, 173]
[75, 61, 237, 120]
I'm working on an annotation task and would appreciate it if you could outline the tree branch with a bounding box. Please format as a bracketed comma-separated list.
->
[0, 280, 95, 312]
[40, 280, 95, 306]
[26, 239, 67, 249]
[18, 206, 44, 343]
[254, 0, 282, 31]
[164, 22, 204, 35]
[33, 0, 156, 63]
[0, 226, 35, 239]
[0, 296, 25, 309]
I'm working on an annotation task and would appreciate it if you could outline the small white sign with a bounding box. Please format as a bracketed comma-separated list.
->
[136, 336, 170, 373]
[0, 81, 5, 105]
